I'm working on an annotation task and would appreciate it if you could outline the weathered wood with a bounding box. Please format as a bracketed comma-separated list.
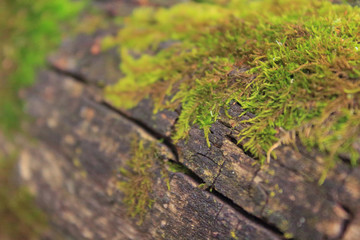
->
[45, 30, 360, 239]
[22, 71, 281, 239]
[17, 1, 360, 239]
[49, 31, 178, 138]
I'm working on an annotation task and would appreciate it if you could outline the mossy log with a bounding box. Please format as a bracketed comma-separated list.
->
[17, 1, 360, 240]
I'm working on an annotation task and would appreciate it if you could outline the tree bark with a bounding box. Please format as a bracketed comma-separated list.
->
[17, 1, 360, 239]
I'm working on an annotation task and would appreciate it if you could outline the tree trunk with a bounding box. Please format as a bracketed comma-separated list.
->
[17, 1, 360, 239]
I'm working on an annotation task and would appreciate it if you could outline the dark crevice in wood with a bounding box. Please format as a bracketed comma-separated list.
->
[260, 192, 269, 218]
[220, 125, 355, 239]
[211, 159, 226, 188]
[217, 119, 232, 128]
[170, 116, 179, 138]
[48, 64, 88, 85]
[338, 204, 354, 240]
[212, 204, 224, 226]
[223, 123, 356, 222]
[223, 122, 344, 187]
[45, 66, 333, 239]
[250, 166, 262, 188]
[207, 188, 288, 240]
[338, 153, 354, 166]
[160, 161, 286, 238]
[225, 134, 257, 159]
[49, 64, 180, 161]
[100, 101, 180, 162]
[196, 152, 218, 165]
[160, 154, 288, 237]
[161, 161, 287, 239]
[166, 159, 204, 185]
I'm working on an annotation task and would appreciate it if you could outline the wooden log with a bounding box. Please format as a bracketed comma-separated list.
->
[17, 1, 360, 239]
[21, 71, 281, 240]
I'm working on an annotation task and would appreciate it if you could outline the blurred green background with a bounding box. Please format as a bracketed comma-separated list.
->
[0, 0, 81, 134]
[0, 0, 82, 239]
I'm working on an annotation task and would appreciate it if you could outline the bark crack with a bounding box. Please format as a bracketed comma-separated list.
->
[46, 66, 295, 239]
[196, 152, 218, 165]
[208, 188, 287, 239]
[211, 158, 226, 188]
[337, 204, 354, 240]
[100, 101, 179, 162]
[49, 64, 88, 84]
[49, 63, 180, 161]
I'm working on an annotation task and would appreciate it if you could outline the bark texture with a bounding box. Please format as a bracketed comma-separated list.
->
[17, 1, 360, 239]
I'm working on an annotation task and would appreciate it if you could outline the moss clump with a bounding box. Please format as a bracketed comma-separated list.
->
[117, 139, 160, 225]
[104, 0, 360, 169]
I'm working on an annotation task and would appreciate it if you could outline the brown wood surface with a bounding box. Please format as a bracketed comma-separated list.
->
[15, 1, 360, 239]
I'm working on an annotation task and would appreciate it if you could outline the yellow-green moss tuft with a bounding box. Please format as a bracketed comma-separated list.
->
[104, 0, 360, 169]
[117, 139, 159, 225]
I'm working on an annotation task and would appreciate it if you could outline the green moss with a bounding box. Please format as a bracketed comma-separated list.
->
[166, 161, 193, 174]
[284, 232, 294, 239]
[230, 230, 239, 240]
[0, 152, 48, 240]
[0, 0, 83, 134]
[117, 138, 160, 225]
[104, 0, 360, 170]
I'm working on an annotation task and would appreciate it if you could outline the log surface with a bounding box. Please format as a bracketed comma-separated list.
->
[18, 1, 360, 239]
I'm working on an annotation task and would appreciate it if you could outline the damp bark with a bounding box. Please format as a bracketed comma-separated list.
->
[14, 0, 360, 240]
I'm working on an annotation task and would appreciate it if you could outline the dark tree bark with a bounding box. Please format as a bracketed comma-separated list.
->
[16, 1, 360, 239]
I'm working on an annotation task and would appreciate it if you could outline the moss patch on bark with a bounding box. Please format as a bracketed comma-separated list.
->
[104, 0, 360, 170]
[117, 139, 159, 225]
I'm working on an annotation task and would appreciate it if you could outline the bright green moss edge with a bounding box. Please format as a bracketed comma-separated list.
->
[103, 0, 360, 173]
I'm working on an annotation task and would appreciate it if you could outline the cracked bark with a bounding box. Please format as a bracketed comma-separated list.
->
[21, 70, 282, 240]
[13, 0, 360, 239]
